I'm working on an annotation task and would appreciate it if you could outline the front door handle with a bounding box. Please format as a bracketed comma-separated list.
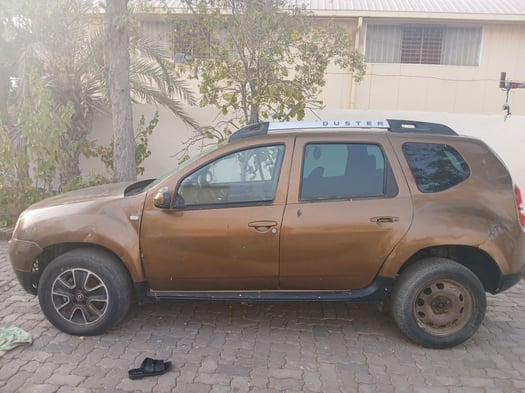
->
[248, 220, 278, 233]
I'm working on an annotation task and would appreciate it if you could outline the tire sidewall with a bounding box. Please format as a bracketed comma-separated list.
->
[38, 249, 131, 336]
[392, 259, 486, 349]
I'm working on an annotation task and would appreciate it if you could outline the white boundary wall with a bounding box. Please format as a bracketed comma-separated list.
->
[85, 106, 525, 189]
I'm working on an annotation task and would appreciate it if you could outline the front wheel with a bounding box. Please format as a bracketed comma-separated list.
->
[391, 258, 486, 349]
[38, 248, 132, 335]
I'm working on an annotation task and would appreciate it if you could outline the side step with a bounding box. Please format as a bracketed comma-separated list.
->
[144, 277, 394, 303]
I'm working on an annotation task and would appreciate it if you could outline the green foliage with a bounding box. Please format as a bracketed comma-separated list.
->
[19, 71, 74, 192]
[0, 125, 36, 226]
[0, 0, 197, 225]
[97, 111, 159, 176]
[180, 0, 366, 129]
[61, 171, 113, 193]
[176, 122, 232, 164]
[0, 72, 73, 225]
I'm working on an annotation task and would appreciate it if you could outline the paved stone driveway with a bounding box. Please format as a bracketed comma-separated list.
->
[1, 241, 525, 393]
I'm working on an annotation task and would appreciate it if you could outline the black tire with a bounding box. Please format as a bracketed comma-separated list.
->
[391, 257, 486, 349]
[38, 248, 133, 336]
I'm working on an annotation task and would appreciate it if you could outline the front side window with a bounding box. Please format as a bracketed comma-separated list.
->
[301, 143, 394, 201]
[365, 24, 481, 66]
[402, 143, 470, 193]
[178, 145, 284, 207]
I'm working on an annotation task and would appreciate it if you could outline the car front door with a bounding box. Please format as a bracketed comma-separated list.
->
[140, 141, 291, 291]
[279, 135, 413, 290]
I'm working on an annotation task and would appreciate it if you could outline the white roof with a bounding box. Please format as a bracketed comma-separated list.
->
[303, 0, 525, 14]
[145, 0, 525, 16]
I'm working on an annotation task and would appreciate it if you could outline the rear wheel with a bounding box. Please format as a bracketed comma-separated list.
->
[391, 258, 486, 349]
[38, 248, 132, 335]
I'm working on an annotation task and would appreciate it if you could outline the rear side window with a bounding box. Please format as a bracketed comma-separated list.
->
[402, 143, 470, 193]
[301, 143, 398, 200]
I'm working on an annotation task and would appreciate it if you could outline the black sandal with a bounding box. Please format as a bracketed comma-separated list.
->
[128, 357, 172, 380]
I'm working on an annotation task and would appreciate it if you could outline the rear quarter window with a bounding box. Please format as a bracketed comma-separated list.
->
[402, 142, 470, 193]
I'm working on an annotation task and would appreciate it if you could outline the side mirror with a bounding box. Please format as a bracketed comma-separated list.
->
[153, 187, 171, 209]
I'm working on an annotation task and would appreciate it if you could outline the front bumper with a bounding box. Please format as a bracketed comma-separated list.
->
[493, 269, 525, 294]
[9, 238, 42, 295]
[8, 238, 42, 272]
[14, 270, 38, 295]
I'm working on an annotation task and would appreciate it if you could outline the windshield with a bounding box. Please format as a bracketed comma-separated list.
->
[143, 143, 224, 191]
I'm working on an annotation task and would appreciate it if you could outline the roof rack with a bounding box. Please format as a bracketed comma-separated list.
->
[387, 119, 458, 135]
[228, 119, 458, 141]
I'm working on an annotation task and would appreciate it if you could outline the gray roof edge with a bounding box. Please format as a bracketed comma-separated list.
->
[143, 0, 525, 16]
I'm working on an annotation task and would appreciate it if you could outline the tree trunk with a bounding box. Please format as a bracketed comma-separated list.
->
[58, 113, 88, 188]
[106, 0, 135, 182]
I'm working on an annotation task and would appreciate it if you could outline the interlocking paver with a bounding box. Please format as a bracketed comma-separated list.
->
[1, 240, 525, 392]
[18, 384, 59, 393]
[46, 374, 85, 387]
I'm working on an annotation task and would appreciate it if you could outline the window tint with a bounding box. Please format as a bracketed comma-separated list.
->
[301, 143, 390, 200]
[178, 145, 284, 207]
[402, 143, 470, 193]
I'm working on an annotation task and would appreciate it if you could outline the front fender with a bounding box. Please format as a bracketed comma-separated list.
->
[9, 193, 146, 282]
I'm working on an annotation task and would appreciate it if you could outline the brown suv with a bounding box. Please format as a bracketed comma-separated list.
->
[9, 119, 525, 348]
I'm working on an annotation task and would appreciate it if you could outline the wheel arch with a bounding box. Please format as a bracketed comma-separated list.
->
[395, 245, 502, 294]
[33, 243, 137, 292]
[37, 245, 134, 335]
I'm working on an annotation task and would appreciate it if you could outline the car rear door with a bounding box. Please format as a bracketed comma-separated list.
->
[279, 133, 413, 290]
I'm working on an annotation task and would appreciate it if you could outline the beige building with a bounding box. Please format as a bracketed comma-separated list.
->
[88, 1, 525, 187]
[140, 0, 525, 115]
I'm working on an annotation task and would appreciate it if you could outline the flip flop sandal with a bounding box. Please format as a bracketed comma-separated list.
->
[128, 357, 172, 380]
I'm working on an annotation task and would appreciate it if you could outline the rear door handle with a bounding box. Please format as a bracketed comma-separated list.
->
[248, 220, 278, 233]
[370, 216, 399, 224]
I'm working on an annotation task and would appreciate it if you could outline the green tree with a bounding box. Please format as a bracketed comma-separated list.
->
[0, 71, 73, 225]
[180, 0, 365, 139]
[18, 71, 74, 192]
[1, 0, 198, 187]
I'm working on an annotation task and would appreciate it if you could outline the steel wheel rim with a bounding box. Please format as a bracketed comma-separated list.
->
[51, 268, 109, 326]
[413, 278, 473, 336]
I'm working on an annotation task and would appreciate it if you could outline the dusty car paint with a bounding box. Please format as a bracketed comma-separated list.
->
[9, 125, 525, 295]
[140, 136, 294, 290]
[9, 182, 147, 282]
[378, 133, 525, 285]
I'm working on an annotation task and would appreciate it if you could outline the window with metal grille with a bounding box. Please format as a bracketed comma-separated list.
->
[401, 25, 443, 64]
[140, 20, 210, 63]
[172, 20, 211, 61]
[365, 24, 481, 66]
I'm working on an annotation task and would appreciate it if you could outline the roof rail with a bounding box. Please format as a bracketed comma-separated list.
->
[228, 122, 270, 141]
[229, 119, 457, 141]
[386, 119, 458, 135]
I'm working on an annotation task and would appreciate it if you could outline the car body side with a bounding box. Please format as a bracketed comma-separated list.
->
[8, 131, 525, 298]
